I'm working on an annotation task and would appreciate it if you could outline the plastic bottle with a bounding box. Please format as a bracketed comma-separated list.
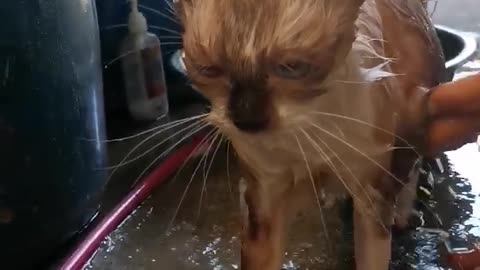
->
[120, 0, 169, 121]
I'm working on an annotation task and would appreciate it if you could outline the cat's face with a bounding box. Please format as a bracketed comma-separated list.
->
[177, 0, 365, 135]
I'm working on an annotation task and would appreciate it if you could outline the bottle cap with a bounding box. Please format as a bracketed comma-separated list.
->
[128, 0, 148, 33]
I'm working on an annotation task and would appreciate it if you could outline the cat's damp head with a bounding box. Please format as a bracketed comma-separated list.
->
[176, 0, 365, 135]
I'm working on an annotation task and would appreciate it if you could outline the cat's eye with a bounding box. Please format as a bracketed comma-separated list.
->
[196, 65, 224, 78]
[273, 62, 311, 79]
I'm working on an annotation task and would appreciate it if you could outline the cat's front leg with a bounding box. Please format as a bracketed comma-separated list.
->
[353, 185, 394, 270]
[239, 177, 289, 270]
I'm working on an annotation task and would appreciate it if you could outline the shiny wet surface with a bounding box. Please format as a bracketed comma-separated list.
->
[85, 3, 480, 270]
[85, 138, 480, 269]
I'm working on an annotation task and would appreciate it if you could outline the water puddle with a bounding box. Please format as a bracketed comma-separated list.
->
[447, 143, 480, 237]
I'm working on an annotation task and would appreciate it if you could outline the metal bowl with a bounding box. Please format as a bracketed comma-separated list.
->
[436, 25, 478, 80]
[170, 49, 187, 77]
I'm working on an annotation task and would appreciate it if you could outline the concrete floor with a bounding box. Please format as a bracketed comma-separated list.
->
[84, 2, 480, 270]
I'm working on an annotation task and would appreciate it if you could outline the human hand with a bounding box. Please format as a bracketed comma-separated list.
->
[424, 73, 480, 156]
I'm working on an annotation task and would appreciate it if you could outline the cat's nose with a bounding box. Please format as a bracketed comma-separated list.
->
[228, 80, 271, 133]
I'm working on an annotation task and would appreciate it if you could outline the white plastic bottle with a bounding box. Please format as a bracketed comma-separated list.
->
[120, 0, 169, 122]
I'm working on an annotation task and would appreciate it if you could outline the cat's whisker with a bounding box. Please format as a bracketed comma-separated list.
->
[168, 131, 218, 231]
[101, 24, 128, 31]
[131, 122, 210, 188]
[101, 24, 182, 37]
[89, 114, 206, 143]
[334, 80, 371, 84]
[301, 130, 353, 207]
[104, 42, 183, 68]
[206, 134, 224, 190]
[158, 36, 183, 40]
[104, 49, 139, 68]
[104, 119, 206, 171]
[429, 0, 439, 17]
[226, 138, 235, 202]
[308, 121, 422, 227]
[354, 38, 395, 61]
[112, 124, 206, 189]
[168, 152, 209, 231]
[201, 129, 214, 181]
[358, 36, 388, 44]
[104, 120, 205, 185]
[165, 0, 174, 11]
[311, 111, 421, 158]
[301, 129, 378, 225]
[167, 128, 218, 188]
[301, 129, 355, 197]
[196, 133, 217, 217]
[202, 132, 222, 182]
[164, 48, 183, 56]
[149, 26, 182, 36]
[331, 123, 346, 139]
[361, 55, 395, 60]
[308, 131, 389, 233]
[196, 131, 221, 222]
[164, 0, 178, 17]
[131, 125, 214, 190]
[389, 146, 416, 151]
[294, 132, 331, 249]
[159, 42, 184, 46]
[138, 4, 179, 25]
[308, 122, 408, 189]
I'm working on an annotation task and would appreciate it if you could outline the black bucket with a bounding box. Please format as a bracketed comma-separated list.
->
[0, 0, 107, 269]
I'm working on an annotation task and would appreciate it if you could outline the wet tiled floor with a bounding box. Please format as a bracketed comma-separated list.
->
[84, 2, 480, 270]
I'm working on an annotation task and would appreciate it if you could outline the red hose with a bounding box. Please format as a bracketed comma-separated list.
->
[59, 135, 205, 270]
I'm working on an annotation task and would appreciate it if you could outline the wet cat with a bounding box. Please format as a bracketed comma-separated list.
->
[175, 0, 446, 269]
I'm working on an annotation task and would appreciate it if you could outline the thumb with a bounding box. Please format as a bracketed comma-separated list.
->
[424, 114, 480, 157]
